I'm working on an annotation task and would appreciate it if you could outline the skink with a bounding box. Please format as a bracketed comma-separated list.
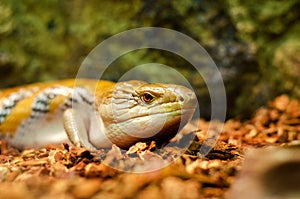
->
[0, 79, 197, 150]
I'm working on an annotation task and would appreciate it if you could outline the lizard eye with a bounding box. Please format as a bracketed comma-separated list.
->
[142, 92, 155, 103]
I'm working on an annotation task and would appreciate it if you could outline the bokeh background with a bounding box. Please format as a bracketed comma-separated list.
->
[0, 0, 299, 119]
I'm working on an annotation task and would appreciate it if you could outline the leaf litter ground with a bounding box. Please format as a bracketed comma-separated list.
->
[0, 95, 299, 199]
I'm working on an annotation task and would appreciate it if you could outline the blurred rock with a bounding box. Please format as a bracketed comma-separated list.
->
[227, 147, 300, 199]
[226, 0, 300, 117]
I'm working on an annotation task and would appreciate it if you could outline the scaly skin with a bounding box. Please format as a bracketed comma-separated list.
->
[0, 79, 197, 149]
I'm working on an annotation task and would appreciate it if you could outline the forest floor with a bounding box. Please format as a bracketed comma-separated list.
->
[0, 95, 299, 199]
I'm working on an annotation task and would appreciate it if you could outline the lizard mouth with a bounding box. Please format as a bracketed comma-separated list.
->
[109, 105, 196, 144]
[121, 106, 195, 121]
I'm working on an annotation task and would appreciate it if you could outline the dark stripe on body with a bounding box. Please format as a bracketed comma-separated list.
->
[0, 90, 33, 124]
[29, 87, 70, 120]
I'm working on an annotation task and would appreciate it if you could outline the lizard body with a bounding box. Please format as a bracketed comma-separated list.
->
[0, 79, 197, 150]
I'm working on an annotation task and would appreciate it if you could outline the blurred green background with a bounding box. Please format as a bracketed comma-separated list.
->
[0, 0, 299, 119]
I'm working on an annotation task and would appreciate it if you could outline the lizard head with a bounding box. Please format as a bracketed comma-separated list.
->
[96, 80, 197, 148]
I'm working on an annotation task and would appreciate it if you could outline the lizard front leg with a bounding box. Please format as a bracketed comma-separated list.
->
[63, 108, 98, 150]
